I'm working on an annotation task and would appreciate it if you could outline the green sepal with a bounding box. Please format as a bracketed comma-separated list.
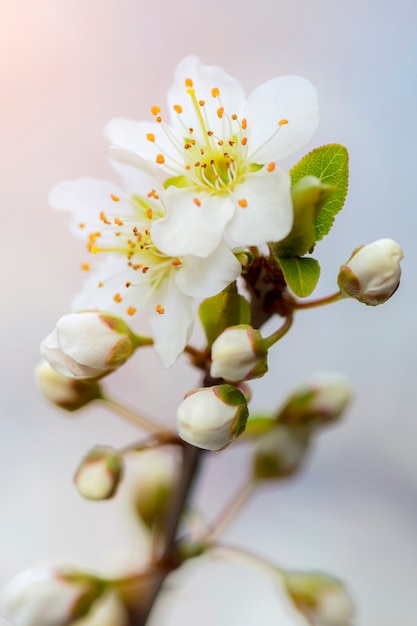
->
[163, 175, 191, 189]
[277, 257, 321, 298]
[290, 144, 349, 241]
[242, 414, 276, 438]
[199, 283, 251, 348]
[270, 176, 336, 258]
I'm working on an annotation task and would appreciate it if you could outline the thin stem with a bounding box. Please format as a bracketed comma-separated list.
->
[264, 314, 293, 349]
[207, 542, 281, 581]
[206, 479, 255, 541]
[101, 396, 163, 434]
[289, 290, 346, 310]
[120, 431, 182, 456]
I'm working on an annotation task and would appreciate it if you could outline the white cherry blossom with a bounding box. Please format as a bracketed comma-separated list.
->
[106, 55, 319, 257]
[50, 161, 241, 367]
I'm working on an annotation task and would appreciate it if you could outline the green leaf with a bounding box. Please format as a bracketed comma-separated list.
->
[277, 257, 321, 298]
[199, 284, 251, 348]
[290, 144, 349, 241]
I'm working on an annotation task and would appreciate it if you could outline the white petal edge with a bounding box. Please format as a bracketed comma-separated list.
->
[227, 168, 293, 246]
[152, 187, 235, 258]
[243, 76, 319, 163]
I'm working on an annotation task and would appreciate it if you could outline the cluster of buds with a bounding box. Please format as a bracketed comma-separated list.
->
[249, 373, 353, 481]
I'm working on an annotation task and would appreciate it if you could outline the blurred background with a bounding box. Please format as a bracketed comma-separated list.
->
[0, 0, 416, 624]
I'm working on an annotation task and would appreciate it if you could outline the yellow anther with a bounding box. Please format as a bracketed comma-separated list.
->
[150, 106, 160, 116]
[79, 223, 85, 229]
[241, 137, 247, 146]
[127, 306, 136, 316]
[172, 259, 183, 266]
[156, 154, 165, 164]
[174, 104, 183, 114]
[193, 198, 201, 207]
[211, 87, 220, 97]
[241, 118, 247, 130]
[81, 263, 90, 271]
[98, 281, 103, 288]
[125, 281, 131, 288]
[114, 293, 122, 303]
[185, 78, 193, 87]
[110, 194, 120, 202]
[267, 162, 276, 172]
[156, 304, 165, 315]
[114, 217, 124, 226]
[147, 133, 155, 142]
[217, 107, 224, 119]
[238, 199, 248, 208]
[278, 119, 289, 125]
[199, 99, 205, 106]
[146, 208, 153, 219]
[231, 114, 238, 120]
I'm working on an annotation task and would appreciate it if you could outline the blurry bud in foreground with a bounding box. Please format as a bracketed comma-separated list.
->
[74, 447, 124, 500]
[210, 325, 268, 383]
[277, 373, 353, 429]
[177, 385, 249, 451]
[282, 570, 355, 626]
[1, 566, 106, 626]
[40, 311, 144, 380]
[337, 238, 403, 306]
[252, 425, 310, 480]
[75, 591, 128, 626]
[128, 450, 178, 530]
[35, 360, 102, 412]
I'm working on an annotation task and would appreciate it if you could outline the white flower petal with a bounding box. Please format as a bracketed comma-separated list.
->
[167, 55, 246, 138]
[148, 282, 194, 367]
[152, 187, 235, 257]
[243, 76, 319, 162]
[49, 179, 125, 238]
[109, 149, 164, 194]
[227, 168, 293, 245]
[176, 241, 241, 298]
[105, 119, 173, 164]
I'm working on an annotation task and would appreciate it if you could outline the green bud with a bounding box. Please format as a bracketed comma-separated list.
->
[252, 425, 309, 480]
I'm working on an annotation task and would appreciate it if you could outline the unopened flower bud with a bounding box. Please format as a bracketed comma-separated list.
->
[278, 373, 353, 428]
[40, 311, 141, 380]
[282, 570, 355, 626]
[129, 450, 178, 529]
[74, 447, 123, 500]
[1, 566, 106, 626]
[253, 425, 309, 480]
[337, 238, 403, 305]
[177, 385, 249, 451]
[35, 360, 102, 412]
[210, 325, 268, 382]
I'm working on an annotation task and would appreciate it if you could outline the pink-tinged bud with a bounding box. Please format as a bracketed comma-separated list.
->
[337, 238, 403, 305]
[40, 311, 137, 379]
[177, 385, 249, 451]
[74, 447, 123, 500]
[1, 566, 106, 626]
[282, 570, 355, 626]
[278, 373, 353, 428]
[253, 425, 310, 480]
[210, 325, 268, 383]
[34, 360, 102, 412]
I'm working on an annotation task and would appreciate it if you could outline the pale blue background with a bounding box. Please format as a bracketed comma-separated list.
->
[0, 1, 416, 624]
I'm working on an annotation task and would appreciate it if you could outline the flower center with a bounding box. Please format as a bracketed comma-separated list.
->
[149, 80, 251, 195]
[81, 194, 181, 316]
